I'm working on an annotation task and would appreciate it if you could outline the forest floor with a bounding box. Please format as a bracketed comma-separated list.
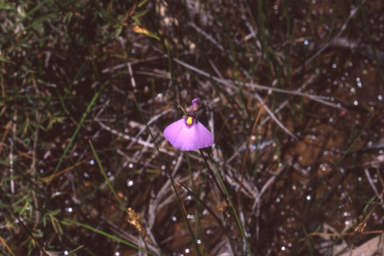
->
[1, 0, 384, 255]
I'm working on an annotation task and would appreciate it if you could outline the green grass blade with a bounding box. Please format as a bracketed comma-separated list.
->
[61, 219, 156, 256]
[51, 80, 109, 178]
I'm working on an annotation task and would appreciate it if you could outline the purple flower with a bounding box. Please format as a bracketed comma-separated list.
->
[164, 98, 214, 151]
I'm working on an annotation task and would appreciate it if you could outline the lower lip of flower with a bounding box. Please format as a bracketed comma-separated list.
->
[164, 116, 214, 151]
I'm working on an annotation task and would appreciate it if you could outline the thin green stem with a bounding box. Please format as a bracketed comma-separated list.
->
[207, 154, 253, 255]
[133, 98, 202, 256]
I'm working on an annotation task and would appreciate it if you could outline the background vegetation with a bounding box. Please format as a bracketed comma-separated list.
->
[1, 0, 384, 255]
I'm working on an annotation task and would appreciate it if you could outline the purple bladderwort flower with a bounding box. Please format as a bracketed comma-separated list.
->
[164, 98, 214, 151]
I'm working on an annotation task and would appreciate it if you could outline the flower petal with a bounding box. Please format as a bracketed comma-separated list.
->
[189, 121, 214, 150]
[164, 118, 213, 151]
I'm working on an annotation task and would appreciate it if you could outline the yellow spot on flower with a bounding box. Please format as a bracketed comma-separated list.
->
[187, 116, 193, 125]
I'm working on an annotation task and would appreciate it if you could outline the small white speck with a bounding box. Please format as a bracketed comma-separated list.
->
[90, 160, 94, 165]
[306, 195, 311, 200]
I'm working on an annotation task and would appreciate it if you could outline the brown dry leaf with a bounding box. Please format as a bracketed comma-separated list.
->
[336, 232, 384, 256]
